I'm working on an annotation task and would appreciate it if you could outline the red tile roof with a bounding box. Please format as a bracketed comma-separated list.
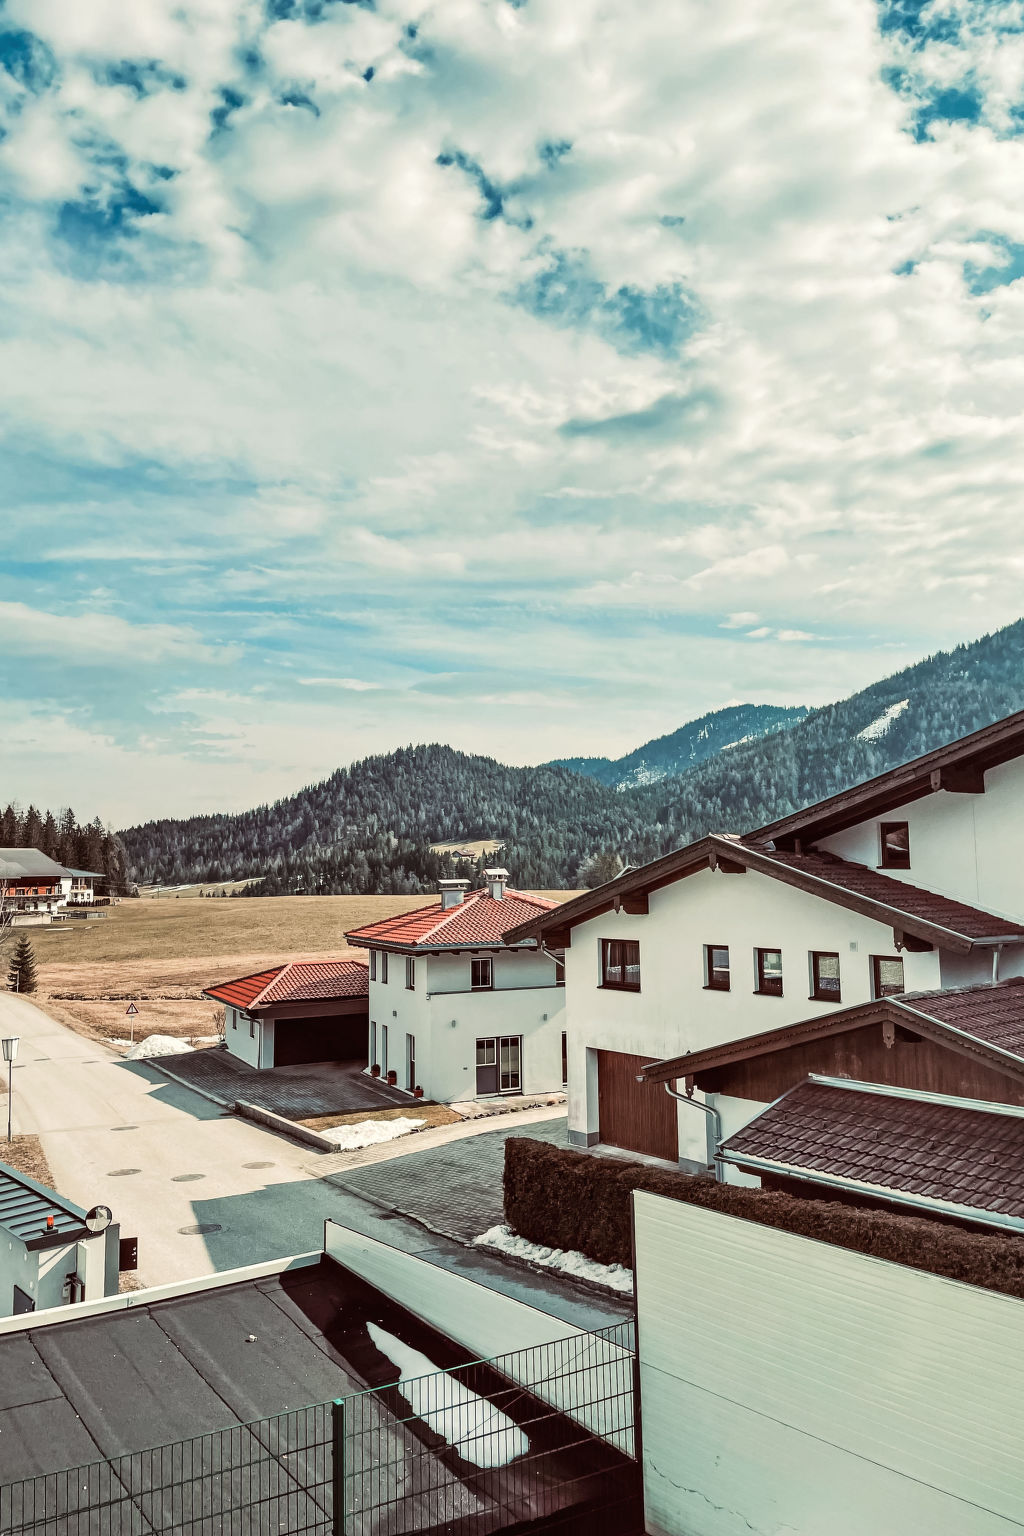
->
[756, 848, 1024, 942]
[721, 1078, 1024, 1228]
[204, 960, 368, 1010]
[345, 889, 559, 951]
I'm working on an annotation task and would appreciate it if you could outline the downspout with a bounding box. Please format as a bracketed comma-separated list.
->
[663, 1081, 724, 1181]
[993, 944, 1003, 984]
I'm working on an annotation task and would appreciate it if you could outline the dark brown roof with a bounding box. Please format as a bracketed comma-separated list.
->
[721, 1077, 1024, 1230]
[639, 980, 1024, 1086]
[501, 834, 1024, 954]
[749, 706, 1024, 848]
[755, 849, 1024, 944]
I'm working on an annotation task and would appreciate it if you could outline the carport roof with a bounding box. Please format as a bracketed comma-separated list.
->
[204, 959, 368, 1011]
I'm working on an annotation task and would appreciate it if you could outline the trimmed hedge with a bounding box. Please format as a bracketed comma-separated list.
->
[503, 1137, 1024, 1301]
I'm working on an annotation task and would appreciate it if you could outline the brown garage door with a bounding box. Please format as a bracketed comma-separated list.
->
[272, 1012, 367, 1067]
[597, 1049, 678, 1162]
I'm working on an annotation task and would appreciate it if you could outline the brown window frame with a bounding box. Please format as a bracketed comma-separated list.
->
[600, 938, 641, 992]
[872, 954, 906, 999]
[754, 947, 784, 997]
[704, 944, 730, 992]
[879, 821, 911, 870]
[810, 950, 842, 1002]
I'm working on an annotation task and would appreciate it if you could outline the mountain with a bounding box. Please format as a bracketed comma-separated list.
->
[120, 618, 1024, 894]
[548, 703, 808, 789]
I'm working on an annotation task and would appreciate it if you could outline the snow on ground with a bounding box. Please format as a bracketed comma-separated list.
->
[125, 1034, 195, 1060]
[366, 1322, 529, 1467]
[474, 1225, 634, 1295]
[320, 1115, 425, 1150]
[857, 699, 909, 741]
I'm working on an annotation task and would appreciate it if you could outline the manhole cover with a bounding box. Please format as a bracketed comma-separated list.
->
[107, 1168, 141, 1177]
[242, 1161, 275, 1169]
[178, 1223, 222, 1236]
[171, 1173, 204, 1182]
[112, 1125, 137, 1132]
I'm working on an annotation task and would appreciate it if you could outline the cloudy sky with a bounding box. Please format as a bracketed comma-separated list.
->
[2, 0, 1023, 825]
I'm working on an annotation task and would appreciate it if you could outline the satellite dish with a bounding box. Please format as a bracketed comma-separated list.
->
[85, 1205, 112, 1234]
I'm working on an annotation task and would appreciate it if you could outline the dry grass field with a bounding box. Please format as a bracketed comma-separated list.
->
[29, 890, 579, 1052]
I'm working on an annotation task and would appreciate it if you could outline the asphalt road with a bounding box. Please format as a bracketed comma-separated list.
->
[0, 991, 626, 1330]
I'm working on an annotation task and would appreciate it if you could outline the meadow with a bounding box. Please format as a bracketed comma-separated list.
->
[29, 890, 576, 1050]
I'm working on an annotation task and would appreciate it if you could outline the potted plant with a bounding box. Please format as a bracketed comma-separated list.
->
[413, 1085, 424, 1099]
[386, 1069, 397, 1086]
[370, 1063, 381, 1078]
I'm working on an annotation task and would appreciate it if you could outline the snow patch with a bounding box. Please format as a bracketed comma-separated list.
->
[366, 1323, 528, 1467]
[857, 699, 909, 741]
[320, 1115, 425, 1149]
[126, 1034, 195, 1060]
[474, 1225, 634, 1295]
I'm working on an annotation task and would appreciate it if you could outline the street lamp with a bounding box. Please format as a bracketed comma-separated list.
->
[2, 1038, 19, 1144]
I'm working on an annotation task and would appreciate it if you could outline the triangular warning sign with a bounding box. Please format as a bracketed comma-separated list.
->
[125, 1003, 139, 1016]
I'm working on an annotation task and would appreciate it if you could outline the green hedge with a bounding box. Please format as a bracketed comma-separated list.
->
[503, 1137, 1024, 1300]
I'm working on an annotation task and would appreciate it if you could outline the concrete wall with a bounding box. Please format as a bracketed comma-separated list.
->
[634, 1190, 1024, 1536]
[0, 1226, 117, 1316]
[563, 864, 941, 1164]
[369, 948, 565, 1102]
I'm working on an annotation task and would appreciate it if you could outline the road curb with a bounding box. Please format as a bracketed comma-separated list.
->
[234, 1100, 338, 1152]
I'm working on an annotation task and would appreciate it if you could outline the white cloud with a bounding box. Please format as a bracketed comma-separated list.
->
[0, 602, 240, 666]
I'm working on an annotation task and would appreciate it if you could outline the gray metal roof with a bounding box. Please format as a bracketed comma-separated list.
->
[64, 868, 104, 879]
[0, 1162, 88, 1248]
[0, 849, 71, 880]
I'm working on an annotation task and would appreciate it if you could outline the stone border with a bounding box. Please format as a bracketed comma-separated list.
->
[233, 1099, 338, 1151]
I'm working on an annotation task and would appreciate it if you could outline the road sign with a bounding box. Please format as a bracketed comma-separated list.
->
[125, 1003, 139, 1017]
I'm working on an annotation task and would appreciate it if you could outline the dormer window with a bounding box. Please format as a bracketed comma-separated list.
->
[880, 822, 910, 869]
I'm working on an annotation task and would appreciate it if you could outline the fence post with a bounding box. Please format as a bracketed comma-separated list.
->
[332, 1397, 346, 1536]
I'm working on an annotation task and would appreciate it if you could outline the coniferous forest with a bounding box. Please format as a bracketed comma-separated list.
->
[0, 804, 135, 896]
[119, 619, 1024, 896]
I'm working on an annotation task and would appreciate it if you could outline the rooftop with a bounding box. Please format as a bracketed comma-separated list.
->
[721, 1076, 1024, 1232]
[203, 959, 369, 1011]
[0, 849, 71, 880]
[346, 887, 559, 951]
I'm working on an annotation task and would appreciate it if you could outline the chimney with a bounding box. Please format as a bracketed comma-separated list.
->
[485, 867, 510, 901]
[439, 879, 470, 911]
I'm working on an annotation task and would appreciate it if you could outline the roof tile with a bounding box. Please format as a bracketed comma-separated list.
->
[204, 961, 368, 1009]
[345, 889, 558, 950]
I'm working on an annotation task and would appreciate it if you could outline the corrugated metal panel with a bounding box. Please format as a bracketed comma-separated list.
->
[633, 1191, 1024, 1535]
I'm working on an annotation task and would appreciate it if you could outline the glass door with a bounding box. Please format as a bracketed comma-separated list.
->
[381, 1024, 388, 1078]
[406, 1033, 416, 1092]
[499, 1036, 522, 1093]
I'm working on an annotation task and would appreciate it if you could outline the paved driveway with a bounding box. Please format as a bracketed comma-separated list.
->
[147, 1045, 408, 1117]
[334, 1116, 568, 1242]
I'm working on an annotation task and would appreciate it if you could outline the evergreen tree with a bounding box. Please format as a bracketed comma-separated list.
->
[8, 936, 37, 995]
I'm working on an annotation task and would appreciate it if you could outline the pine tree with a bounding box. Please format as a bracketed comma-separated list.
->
[8, 936, 37, 995]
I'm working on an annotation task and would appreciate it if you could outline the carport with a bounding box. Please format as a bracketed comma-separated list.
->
[204, 960, 370, 1070]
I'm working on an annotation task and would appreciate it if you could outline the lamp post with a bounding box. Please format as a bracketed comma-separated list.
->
[2, 1038, 19, 1144]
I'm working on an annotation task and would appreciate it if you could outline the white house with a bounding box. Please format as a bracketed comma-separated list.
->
[505, 707, 1024, 1171]
[345, 870, 566, 1103]
[0, 850, 104, 923]
[203, 959, 369, 1069]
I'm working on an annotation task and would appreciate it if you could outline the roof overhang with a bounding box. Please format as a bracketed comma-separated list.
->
[750, 707, 1024, 848]
[638, 996, 1024, 1087]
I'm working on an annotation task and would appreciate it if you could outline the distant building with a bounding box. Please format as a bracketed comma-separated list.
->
[345, 870, 566, 1102]
[0, 849, 104, 923]
[204, 959, 369, 1069]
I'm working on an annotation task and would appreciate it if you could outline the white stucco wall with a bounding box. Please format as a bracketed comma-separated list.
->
[367, 947, 564, 1101]
[225, 1006, 264, 1068]
[0, 1229, 114, 1316]
[563, 864, 942, 1162]
[818, 757, 1024, 931]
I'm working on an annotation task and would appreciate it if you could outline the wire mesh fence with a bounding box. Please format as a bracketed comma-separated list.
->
[0, 1320, 637, 1536]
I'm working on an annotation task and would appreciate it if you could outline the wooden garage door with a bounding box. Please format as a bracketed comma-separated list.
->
[597, 1049, 678, 1162]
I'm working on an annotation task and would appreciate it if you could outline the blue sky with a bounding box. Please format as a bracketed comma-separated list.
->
[3, 0, 1024, 824]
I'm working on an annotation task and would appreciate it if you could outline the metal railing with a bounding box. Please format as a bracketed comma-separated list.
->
[0, 1320, 637, 1536]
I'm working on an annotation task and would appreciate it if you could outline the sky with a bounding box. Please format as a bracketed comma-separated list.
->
[3, 0, 1024, 826]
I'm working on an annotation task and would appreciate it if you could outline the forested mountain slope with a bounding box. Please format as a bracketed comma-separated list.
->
[549, 702, 807, 789]
[120, 619, 1024, 893]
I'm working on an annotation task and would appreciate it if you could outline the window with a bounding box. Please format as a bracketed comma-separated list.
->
[381, 952, 388, 985]
[370, 950, 376, 981]
[880, 822, 910, 869]
[476, 1036, 522, 1094]
[406, 1033, 416, 1093]
[704, 945, 730, 991]
[810, 951, 841, 1001]
[471, 957, 493, 990]
[231, 1009, 237, 1030]
[553, 949, 566, 987]
[370, 1020, 377, 1067]
[405, 956, 416, 991]
[561, 1031, 568, 1085]
[249, 1016, 255, 1038]
[600, 939, 641, 991]
[381, 1024, 389, 1077]
[872, 955, 905, 999]
[755, 948, 783, 996]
